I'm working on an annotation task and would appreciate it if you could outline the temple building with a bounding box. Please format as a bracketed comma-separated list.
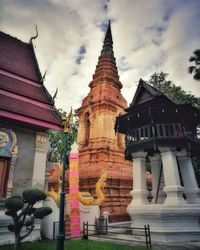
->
[76, 22, 133, 218]
[0, 31, 62, 245]
[116, 79, 200, 242]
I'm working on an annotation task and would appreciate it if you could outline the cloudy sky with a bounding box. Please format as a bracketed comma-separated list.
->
[1, 0, 200, 112]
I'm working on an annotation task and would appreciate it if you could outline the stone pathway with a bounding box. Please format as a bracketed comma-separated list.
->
[152, 242, 200, 250]
[89, 235, 200, 249]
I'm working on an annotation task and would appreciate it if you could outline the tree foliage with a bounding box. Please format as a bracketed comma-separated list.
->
[48, 110, 78, 163]
[188, 49, 200, 80]
[147, 71, 200, 108]
[5, 189, 52, 250]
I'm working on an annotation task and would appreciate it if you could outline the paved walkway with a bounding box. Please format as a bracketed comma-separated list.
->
[89, 235, 200, 249]
[152, 242, 200, 250]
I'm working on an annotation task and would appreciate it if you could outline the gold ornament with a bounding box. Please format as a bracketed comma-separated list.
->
[78, 172, 107, 206]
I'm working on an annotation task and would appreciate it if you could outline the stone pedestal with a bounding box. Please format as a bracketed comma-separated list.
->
[128, 204, 200, 242]
[128, 148, 200, 243]
[177, 150, 200, 204]
[160, 148, 186, 205]
[149, 154, 165, 204]
[129, 152, 148, 206]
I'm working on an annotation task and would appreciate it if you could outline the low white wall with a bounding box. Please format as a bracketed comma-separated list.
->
[41, 197, 59, 239]
[79, 203, 100, 232]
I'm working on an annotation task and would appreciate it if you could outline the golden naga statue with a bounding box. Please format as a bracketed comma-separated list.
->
[46, 167, 107, 207]
[46, 184, 61, 207]
[78, 172, 107, 206]
[46, 164, 62, 207]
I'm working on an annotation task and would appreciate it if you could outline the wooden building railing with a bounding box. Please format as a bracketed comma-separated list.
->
[125, 123, 199, 146]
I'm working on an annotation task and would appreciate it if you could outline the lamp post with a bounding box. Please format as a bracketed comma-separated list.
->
[56, 110, 73, 250]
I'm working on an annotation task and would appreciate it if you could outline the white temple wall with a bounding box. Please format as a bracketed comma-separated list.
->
[10, 126, 36, 195]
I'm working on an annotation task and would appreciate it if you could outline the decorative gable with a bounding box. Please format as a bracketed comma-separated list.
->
[129, 78, 174, 108]
[134, 87, 154, 105]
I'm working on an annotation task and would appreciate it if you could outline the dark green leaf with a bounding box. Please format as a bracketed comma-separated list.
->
[189, 49, 200, 81]
[148, 71, 200, 109]
[27, 207, 36, 215]
[5, 196, 24, 212]
[23, 189, 46, 204]
[34, 207, 52, 219]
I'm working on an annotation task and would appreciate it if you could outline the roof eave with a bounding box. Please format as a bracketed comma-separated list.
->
[0, 110, 63, 131]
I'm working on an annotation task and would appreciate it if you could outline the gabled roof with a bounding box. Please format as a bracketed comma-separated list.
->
[0, 31, 62, 130]
[0, 93, 61, 126]
[0, 73, 52, 104]
[129, 78, 175, 107]
[0, 31, 42, 82]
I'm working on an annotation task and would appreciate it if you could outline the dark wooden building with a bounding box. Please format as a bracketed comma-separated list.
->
[115, 79, 200, 160]
[115, 79, 200, 242]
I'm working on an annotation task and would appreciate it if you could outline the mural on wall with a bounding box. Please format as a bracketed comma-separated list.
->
[0, 128, 18, 157]
[0, 128, 18, 198]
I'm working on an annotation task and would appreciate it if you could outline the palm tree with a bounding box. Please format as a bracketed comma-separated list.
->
[188, 49, 200, 80]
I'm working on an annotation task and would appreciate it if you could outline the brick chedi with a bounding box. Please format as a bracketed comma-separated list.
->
[76, 22, 133, 217]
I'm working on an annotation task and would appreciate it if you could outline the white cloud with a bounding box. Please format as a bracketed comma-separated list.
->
[1, 0, 200, 112]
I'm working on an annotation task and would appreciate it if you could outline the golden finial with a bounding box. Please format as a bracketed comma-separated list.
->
[62, 108, 73, 133]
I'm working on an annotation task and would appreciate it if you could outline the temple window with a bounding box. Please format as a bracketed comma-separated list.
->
[85, 112, 90, 146]
[117, 113, 123, 148]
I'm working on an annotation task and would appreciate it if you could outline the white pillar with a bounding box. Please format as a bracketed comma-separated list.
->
[32, 131, 49, 189]
[160, 148, 186, 205]
[177, 150, 200, 204]
[149, 154, 165, 204]
[130, 151, 148, 206]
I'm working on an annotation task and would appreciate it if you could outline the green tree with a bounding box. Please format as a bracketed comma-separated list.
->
[5, 189, 52, 250]
[188, 49, 200, 80]
[48, 110, 78, 163]
[147, 71, 200, 108]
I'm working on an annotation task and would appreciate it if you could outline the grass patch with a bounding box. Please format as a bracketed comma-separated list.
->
[0, 239, 148, 250]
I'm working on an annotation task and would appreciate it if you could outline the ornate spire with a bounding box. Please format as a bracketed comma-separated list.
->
[89, 20, 122, 90]
[101, 20, 114, 57]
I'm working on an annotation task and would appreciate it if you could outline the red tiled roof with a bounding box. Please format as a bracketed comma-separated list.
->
[0, 73, 52, 104]
[0, 93, 61, 126]
[0, 31, 41, 82]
